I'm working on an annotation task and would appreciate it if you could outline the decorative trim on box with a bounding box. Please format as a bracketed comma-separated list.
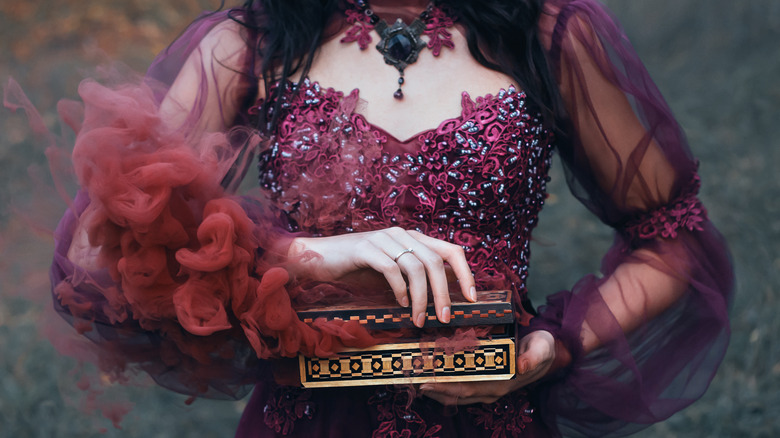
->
[299, 338, 515, 388]
[296, 289, 513, 329]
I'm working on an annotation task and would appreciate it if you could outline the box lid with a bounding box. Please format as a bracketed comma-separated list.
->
[295, 289, 513, 330]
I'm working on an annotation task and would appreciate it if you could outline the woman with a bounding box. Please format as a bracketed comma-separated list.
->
[39, 0, 732, 436]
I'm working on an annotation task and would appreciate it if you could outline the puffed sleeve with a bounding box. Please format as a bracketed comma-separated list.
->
[529, 0, 733, 436]
[32, 8, 379, 401]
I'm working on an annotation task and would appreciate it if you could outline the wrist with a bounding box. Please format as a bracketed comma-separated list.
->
[546, 338, 573, 377]
[287, 236, 309, 258]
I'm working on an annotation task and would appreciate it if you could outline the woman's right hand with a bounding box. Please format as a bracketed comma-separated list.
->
[286, 227, 477, 328]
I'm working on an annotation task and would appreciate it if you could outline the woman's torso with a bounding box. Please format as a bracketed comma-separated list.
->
[240, 4, 557, 437]
[254, 4, 556, 302]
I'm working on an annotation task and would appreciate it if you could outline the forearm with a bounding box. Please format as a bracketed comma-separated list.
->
[531, 222, 732, 435]
[579, 245, 687, 353]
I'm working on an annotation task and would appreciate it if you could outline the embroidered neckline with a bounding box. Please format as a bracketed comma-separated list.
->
[255, 75, 554, 298]
[291, 77, 519, 144]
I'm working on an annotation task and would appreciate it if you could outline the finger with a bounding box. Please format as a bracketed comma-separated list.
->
[408, 230, 477, 303]
[419, 390, 456, 405]
[511, 369, 545, 389]
[422, 391, 499, 406]
[369, 238, 420, 308]
[395, 253, 428, 327]
[419, 382, 471, 398]
[419, 382, 505, 405]
[523, 332, 554, 366]
[390, 230, 451, 324]
[352, 240, 409, 306]
[515, 334, 532, 373]
[365, 229, 430, 326]
[516, 331, 555, 376]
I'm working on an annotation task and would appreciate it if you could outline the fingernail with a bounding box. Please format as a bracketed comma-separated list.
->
[518, 359, 529, 374]
[420, 384, 432, 391]
[470, 286, 477, 302]
[400, 296, 409, 307]
[441, 306, 451, 323]
[415, 312, 426, 328]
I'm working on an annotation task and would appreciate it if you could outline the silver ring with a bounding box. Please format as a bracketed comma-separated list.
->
[392, 248, 414, 262]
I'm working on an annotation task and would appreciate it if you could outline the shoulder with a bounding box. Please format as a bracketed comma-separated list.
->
[537, 0, 629, 82]
[149, 9, 262, 86]
[196, 15, 254, 74]
[155, 9, 265, 131]
[537, 0, 616, 51]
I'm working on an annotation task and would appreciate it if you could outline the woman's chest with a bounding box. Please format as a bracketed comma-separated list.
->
[255, 78, 555, 241]
[306, 21, 518, 142]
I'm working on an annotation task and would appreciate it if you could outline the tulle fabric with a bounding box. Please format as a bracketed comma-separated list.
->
[5, 69, 387, 399]
[528, 1, 733, 436]
[2, 8, 483, 406]
[3, 0, 734, 436]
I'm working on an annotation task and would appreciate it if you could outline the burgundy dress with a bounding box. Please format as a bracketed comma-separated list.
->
[238, 79, 553, 436]
[18, 0, 731, 437]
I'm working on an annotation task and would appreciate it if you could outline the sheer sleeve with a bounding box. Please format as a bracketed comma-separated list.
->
[529, 0, 734, 436]
[37, 9, 381, 402]
[149, 11, 259, 134]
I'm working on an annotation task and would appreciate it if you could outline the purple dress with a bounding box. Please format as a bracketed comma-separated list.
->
[238, 79, 553, 436]
[28, 0, 732, 437]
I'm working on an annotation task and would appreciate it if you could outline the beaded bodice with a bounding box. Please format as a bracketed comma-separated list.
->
[255, 78, 554, 298]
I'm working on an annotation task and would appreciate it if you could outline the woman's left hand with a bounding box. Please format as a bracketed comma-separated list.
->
[420, 330, 555, 405]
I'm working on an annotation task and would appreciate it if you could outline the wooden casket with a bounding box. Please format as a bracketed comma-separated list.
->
[296, 290, 516, 388]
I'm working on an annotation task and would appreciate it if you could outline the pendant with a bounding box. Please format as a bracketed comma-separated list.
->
[375, 18, 426, 99]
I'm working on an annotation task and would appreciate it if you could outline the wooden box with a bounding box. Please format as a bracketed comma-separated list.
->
[296, 290, 516, 388]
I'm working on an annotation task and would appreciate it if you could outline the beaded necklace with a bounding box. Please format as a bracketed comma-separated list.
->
[341, 0, 455, 99]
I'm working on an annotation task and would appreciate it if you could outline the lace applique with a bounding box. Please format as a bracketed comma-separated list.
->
[623, 174, 708, 241]
[467, 392, 535, 438]
[369, 387, 443, 438]
[423, 6, 455, 56]
[263, 386, 315, 436]
[341, 8, 374, 50]
[256, 79, 554, 297]
[341, 3, 455, 56]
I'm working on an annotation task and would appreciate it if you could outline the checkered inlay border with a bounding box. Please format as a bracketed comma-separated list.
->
[296, 290, 513, 329]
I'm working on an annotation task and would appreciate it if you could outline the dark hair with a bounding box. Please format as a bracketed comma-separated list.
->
[237, 0, 562, 134]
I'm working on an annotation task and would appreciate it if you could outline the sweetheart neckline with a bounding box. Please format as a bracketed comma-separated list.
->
[298, 78, 520, 144]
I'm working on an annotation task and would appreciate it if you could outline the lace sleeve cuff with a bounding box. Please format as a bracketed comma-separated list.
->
[622, 174, 707, 242]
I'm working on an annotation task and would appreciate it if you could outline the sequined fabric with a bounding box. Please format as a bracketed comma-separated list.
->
[250, 78, 555, 435]
[255, 78, 555, 301]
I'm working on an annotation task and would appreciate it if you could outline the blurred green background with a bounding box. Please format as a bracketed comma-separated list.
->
[1, 0, 777, 436]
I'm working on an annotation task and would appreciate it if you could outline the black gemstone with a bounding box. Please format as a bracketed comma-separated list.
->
[387, 32, 413, 61]
[394, 88, 404, 99]
[398, 77, 405, 85]
[369, 14, 379, 25]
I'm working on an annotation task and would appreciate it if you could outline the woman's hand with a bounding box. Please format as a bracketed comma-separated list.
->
[420, 330, 555, 405]
[287, 227, 477, 327]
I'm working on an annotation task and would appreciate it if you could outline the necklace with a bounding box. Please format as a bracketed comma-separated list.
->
[342, 0, 455, 100]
